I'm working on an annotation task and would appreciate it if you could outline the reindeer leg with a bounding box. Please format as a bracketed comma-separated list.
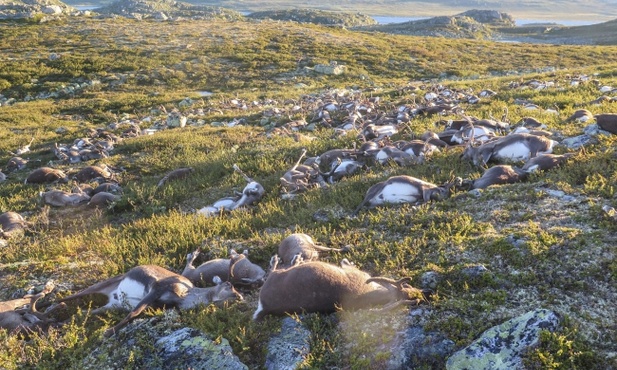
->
[104, 290, 161, 337]
[233, 164, 253, 183]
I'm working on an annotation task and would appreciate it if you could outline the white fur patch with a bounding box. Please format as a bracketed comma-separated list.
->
[371, 183, 421, 206]
[252, 300, 263, 320]
[105, 277, 146, 309]
[495, 142, 532, 162]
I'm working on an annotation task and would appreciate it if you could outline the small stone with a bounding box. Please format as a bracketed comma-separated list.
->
[461, 264, 489, 278]
[420, 271, 441, 290]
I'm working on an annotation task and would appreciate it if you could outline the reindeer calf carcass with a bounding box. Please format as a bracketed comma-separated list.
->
[253, 260, 428, 320]
[182, 249, 265, 289]
[277, 233, 351, 267]
[60, 265, 243, 337]
[463, 165, 528, 190]
[197, 164, 265, 216]
[40, 189, 90, 207]
[0, 281, 62, 334]
[0, 211, 28, 238]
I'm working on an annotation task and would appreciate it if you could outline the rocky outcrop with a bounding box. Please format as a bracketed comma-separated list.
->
[446, 309, 560, 370]
[0, 0, 75, 20]
[455, 9, 515, 27]
[358, 14, 495, 39]
[247, 9, 377, 27]
[95, 0, 244, 20]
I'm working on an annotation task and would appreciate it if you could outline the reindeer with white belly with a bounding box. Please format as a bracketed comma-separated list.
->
[461, 127, 557, 167]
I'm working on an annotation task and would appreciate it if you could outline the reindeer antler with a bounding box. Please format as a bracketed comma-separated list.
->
[233, 164, 253, 183]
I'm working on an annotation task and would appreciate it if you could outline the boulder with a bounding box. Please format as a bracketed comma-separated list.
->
[446, 309, 560, 370]
[265, 317, 311, 370]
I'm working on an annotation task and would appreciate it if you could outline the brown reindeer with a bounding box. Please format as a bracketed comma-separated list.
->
[253, 260, 429, 320]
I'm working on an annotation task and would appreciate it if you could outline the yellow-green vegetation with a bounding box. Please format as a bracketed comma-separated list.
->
[1, 16, 616, 369]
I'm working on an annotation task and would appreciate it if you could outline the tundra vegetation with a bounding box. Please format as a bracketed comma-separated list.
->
[1, 14, 617, 370]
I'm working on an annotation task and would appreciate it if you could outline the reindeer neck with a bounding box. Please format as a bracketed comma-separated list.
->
[178, 287, 214, 309]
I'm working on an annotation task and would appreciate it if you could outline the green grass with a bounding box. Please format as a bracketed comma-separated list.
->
[1, 16, 617, 369]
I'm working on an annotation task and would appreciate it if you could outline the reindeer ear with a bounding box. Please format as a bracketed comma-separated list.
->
[212, 276, 223, 285]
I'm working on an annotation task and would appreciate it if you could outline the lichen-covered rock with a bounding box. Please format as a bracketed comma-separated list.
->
[455, 10, 515, 27]
[561, 134, 597, 149]
[0, 0, 74, 19]
[446, 309, 560, 370]
[155, 327, 247, 370]
[265, 317, 311, 370]
[313, 62, 346, 75]
[82, 311, 247, 370]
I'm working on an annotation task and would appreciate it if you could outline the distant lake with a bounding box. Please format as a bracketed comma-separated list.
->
[515, 18, 602, 26]
[74, 5, 98, 10]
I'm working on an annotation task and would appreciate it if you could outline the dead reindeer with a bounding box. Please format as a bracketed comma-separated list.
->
[521, 153, 576, 173]
[10, 137, 34, 156]
[73, 165, 114, 183]
[450, 124, 497, 145]
[231, 164, 265, 210]
[40, 187, 90, 207]
[374, 146, 418, 166]
[182, 249, 266, 289]
[280, 149, 326, 194]
[88, 192, 121, 208]
[0, 211, 29, 238]
[5, 157, 30, 172]
[276, 233, 352, 266]
[59, 265, 243, 337]
[398, 139, 440, 160]
[196, 165, 264, 217]
[461, 133, 557, 167]
[0, 281, 63, 334]
[595, 113, 617, 134]
[25, 167, 69, 184]
[92, 182, 123, 195]
[461, 165, 528, 190]
[564, 109, 594, 123]
[156, 167, 194, 189]
[321, 158, 365, 184]
[353, 175, 461, 215]
[314, 149, 360, 171]
[253, 260, 430, 320]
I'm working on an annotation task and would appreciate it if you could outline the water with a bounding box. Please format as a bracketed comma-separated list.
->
[372, 16, 428, 24]
[516, 18, 603, 27]
[74, 5, 98, 10]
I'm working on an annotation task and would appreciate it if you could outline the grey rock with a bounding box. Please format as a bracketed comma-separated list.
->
[389, 325, 455, 370]
[446, 308, 560, 370]
[82, 312, 247, 370]
[420, 271, 441, 290]
[461, 264, 489, 278]
[155, 327, 247, 370]
[561, 134, 597, 149]
[265, 317, 311, 370]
